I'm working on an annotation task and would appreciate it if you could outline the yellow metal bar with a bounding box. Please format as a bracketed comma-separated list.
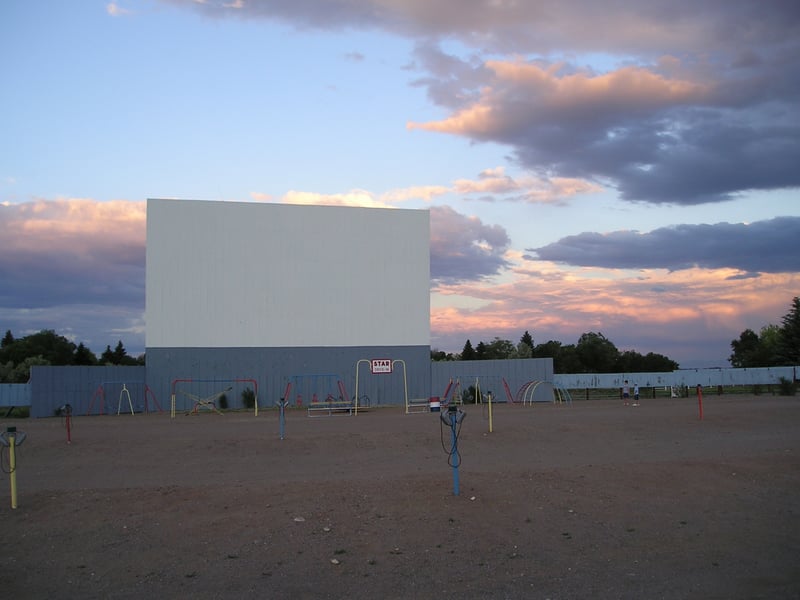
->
[392, 360, 407, 414]
[9, 434, 17, 509]
[488, 391, 493, 433]
[354, 359, 370, 416]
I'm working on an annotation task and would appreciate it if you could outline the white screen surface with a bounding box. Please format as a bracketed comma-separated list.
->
[146, 199, 430, 348]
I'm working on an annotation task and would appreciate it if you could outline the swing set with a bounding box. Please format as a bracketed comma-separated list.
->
[86, 381, 162, 416]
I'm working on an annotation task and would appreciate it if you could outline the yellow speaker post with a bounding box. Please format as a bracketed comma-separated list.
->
[9, 432, 17, 509]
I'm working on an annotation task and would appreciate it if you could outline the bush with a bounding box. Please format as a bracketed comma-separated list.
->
[778, 377, 796, 396]
[218, 393, 228, 410]
[241, 388, 256, 409]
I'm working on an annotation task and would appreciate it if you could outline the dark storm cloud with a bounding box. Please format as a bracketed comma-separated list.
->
[429, 205, 510, 283]
[528, 216, 800, 273]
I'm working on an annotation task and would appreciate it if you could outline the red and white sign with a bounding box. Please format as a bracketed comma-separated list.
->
[370, 359, 392, 374]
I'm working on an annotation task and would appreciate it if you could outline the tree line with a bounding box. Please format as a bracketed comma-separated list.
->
[432, 330, 679, 374]
[2, 296, 797, 383]
[0, 329, 144, 383]
[433, 296, 800, 374]
[728, 296, 800, 368]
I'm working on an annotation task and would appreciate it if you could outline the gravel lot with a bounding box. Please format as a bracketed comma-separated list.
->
[2, 395, 799, 599]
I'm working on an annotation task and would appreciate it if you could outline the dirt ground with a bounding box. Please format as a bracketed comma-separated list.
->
[1, 395, 799, 599]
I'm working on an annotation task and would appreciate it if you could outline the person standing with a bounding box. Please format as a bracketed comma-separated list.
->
[633, 383, 640, 406]
[622, 380, 630, 406]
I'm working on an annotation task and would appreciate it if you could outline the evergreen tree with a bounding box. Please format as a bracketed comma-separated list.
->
[520, 330, 534, 354]
[1, 330, 14, 348]
[100, 344, 116, 365]
[778, 296, 800, 364]
[112, 340, 128, 364]
[515, 340, 533, 359]
[460, 339, 476, 361]
[74, 343, 98, 366]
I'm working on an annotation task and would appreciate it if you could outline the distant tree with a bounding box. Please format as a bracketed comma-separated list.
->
[639, 352, 679, 372]
[515, 340, 533, 359]
[1, 330, 14, 348]
[534, 340, 562, 362]
[100, 345, 115, 365]
[2, 356, 50, 383]
[615, 349, 642, 373]
[431, 349, 456, 361]
[113, 341, 127, 364]
[520, 331, 534, 354]
[0, 329, 143, 382]
[557, 344, 582, 374]
[575, 332, 619, 373]
[101, 340, 138, 366]
[613, 348, 679, 372]
[778, 296, 800, 365]
[729, 329, 762, 368]
[461, 339, 476, 361]
[2, 330, 76, 366]
[757, 325, 782, 367]
[475, 341, 488, 360]
[484, 337, 515, 360]
[74, 342, 98, 366]
[534, 340, 582, 374]
[0, 361, 13, 383]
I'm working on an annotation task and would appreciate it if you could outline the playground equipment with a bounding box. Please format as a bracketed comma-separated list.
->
[287, 374, 357, 417]
[444, 376, 514, 406]
[180, 386, 230, 415]
[440, 378, 460, 407]
[516, 380, 572, 405]
[1, 426, 27, 509]
[87, 381, 161, 416]
[118, 384, 134, 415]
[354, 359, 408, 415]
[170, 378, 259, 418]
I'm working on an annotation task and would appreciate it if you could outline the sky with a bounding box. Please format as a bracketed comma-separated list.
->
[1, 0, 799, 369]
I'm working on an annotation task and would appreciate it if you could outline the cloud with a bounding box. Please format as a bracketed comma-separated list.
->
[0, 199, 146, 309]
[344, 51, 365, 62]
[431, 254, 800, 368]
[430, 205, 510, 283]
[528, 217, 800, 273]
[451, 167, 602, 204]
[106, 3, 131, 16]
[0, 198, 146, 354]
[409, 52, 800, 205]
[381, 185, 450, 203]
[378, 167, 601, 205]
[164, 0, 800, 206]
[281, 189, 393, 208]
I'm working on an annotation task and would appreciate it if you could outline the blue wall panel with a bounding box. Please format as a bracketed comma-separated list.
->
[145, 346, 432, 412]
